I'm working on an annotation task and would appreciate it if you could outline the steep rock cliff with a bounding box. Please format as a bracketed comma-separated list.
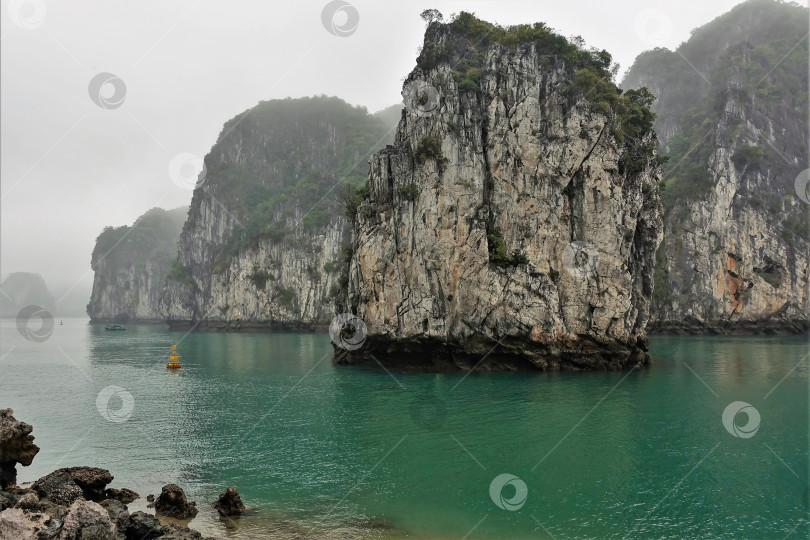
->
[622, 0, 809, 333]
[160, 97, 395, 330]
[87, 207, 186, 323]
[339, 14, 663, 370]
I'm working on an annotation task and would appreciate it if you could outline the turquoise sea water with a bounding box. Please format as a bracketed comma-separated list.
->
[1, 318, 807, 539]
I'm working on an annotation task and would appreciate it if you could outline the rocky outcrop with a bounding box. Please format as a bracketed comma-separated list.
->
[104, 488, 138, 505]
[159, 96, 395, 331]
[0, 411, 213, 539]
[339, 15, 663, 370]
[87, 207, 187, 324]
[622, 0, 809, 334]
[212, 487, 244, 516]
[0, 409, 40, 489]
[58, 499, 117, 540]
[2, 477, 210, 540]
[0, 273, 56, 319]
[0, 507, 59, 539]
[33, 467, 114, 503]
[31, 470, 85, 506]
[153, 484, 198, 519]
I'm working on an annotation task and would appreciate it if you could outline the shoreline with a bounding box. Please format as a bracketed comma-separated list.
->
[80, 318, 810, 337]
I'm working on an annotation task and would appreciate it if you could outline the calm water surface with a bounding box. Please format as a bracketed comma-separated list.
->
[1, 319, 807, 539]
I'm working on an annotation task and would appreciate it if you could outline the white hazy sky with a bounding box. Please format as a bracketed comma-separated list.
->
[1, 0, 748, 304]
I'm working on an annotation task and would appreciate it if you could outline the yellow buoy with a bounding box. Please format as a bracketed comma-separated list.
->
[167, 344, 181, 369]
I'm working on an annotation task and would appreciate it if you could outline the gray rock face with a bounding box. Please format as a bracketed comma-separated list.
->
[0, 507, 53, 540]
[98, 499, 129, 533]
[157, 97, 393, 332]
[57, 499, 116, 540]
[651, 89, 809, 334]
[160, 211, 344, 331]
[622, 2, 809, 334]
[340, 22, 663, 370]
[0, 409, 40, 489]
[87, 207, 187, 324]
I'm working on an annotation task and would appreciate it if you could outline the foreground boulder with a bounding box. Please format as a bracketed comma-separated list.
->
[154, 484, 198, 519]
[0, 409, 40, 488]
[212, 486, 245, 516]
[58, 499, 116, 540]
[33, 467, 113, 503]
[125, 511, 207, 540]
[0, 507, 59, 539]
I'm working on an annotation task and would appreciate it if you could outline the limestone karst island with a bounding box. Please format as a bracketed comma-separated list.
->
[2, 1, 807, 539]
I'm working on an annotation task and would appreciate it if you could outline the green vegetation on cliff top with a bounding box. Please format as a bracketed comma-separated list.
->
[416, 12, 658, 167]
[93, 207, 187, 272]
[622, 0, 808, 212]
[196, 96, 395, 271]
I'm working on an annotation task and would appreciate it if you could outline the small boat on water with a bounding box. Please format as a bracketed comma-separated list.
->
[105, 324, 126, 331]
[167, 345, 181, 369]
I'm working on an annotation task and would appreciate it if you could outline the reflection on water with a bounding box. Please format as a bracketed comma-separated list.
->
[1, 320, 807, 539]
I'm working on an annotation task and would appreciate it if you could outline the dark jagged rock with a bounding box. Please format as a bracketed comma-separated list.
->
[125, 511, 165, 540]
[33, 467, 113, 502]
[212, 486, 245, 516]
[0, 490, 17, 511]
[104, 487, 139, 504]
[154, 484, 198, 519]
[14, 491, 40, 510]
[125, 511, 209, 540]
[32, 470, 85, 506]
[99, 499, 129, 533]
[159, 526, 208, 539]
[0, 409, 41, 489]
